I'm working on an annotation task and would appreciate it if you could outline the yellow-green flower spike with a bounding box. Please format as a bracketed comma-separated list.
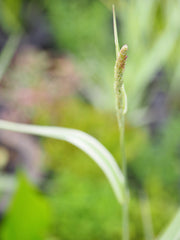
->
[114, 45, 128, 126]
[113, 5, 128, 126]
[115, 44, 128, 89]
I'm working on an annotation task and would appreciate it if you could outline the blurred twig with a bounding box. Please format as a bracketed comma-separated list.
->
[140, 193, 154, 240]
[0, 35, 21, 82]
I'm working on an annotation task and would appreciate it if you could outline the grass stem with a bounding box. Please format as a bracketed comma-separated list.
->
[113, 6, 129, 239]
[119, 114, 129, 240]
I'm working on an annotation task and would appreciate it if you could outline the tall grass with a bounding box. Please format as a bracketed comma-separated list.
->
[0, 6, 179, 239]
[113, 5, 129, 240]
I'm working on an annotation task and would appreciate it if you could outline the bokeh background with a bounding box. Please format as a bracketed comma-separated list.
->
[0, 0, 180, 239]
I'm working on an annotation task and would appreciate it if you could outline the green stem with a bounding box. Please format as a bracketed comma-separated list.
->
[118, 114, 129, 240]
[112, 7, 129, 236]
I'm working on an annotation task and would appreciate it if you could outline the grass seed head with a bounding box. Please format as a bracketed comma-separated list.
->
[114, 44, 128, 124]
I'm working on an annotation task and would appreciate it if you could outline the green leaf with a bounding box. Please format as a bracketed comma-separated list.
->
[0, 174, 51, 240]
[112, 5, 120, 59]
[158, 210, 180, 240]
[0, 119, 125, 204]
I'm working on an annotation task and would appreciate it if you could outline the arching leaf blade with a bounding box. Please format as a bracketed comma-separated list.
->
[0, 120, 125, 204]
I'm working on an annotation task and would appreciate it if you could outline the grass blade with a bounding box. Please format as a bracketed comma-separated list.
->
[0, 120, 125, 204]
[158, 210, 180, 240]
[112, 5, 120, 58]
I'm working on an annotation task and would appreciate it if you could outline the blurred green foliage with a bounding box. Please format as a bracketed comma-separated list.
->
[0, 174, 51, 240]
[0, 0, 180, 239]
[131, 116, 180, 191]
[43, 0, 180, 112]
[44, 0, 115, 109]
[0, 0, 23, 32]
[1, 0, 180, 110]
[45, 0, 112, 56]
[120, 0, 180, 111]
[49, 171, 123, 240]
[0, 97, 179, 239]
[34, 99, 179, 239]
